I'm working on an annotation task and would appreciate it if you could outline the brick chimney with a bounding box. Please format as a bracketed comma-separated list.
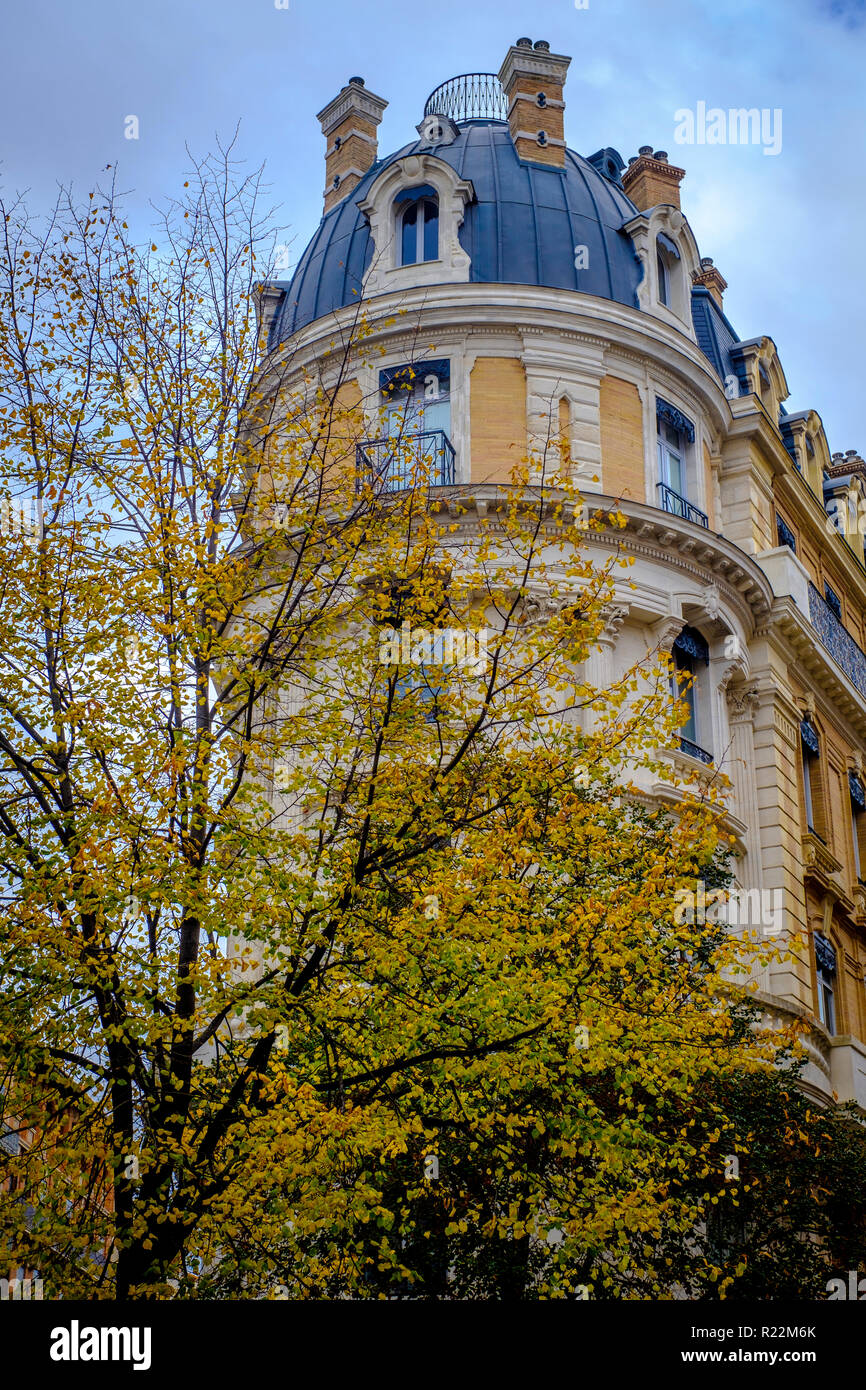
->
[498, 38, 571, 169]
[622, 146, 686, 211]
[317, 77, 388, 215]
[692, 256, 728, 310]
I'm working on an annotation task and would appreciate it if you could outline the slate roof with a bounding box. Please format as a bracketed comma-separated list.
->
[269, 118, 744, 393]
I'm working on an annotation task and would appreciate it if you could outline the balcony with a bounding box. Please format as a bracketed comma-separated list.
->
[679, 736, 713, 765]
[423, 73, 508, 122]
[657, 482, 709, 529]
[808, 581, 866, 699]
[356, 430, 456, 493]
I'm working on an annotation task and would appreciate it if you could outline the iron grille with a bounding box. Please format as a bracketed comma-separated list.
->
[423, 73, 508, 123]
[657, 482, 709, 529]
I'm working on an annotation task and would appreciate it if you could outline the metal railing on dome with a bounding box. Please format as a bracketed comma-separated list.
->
[423, 73, 508, 123]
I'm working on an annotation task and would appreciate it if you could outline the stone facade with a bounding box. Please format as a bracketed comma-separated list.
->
[254, 41, 866, 1111]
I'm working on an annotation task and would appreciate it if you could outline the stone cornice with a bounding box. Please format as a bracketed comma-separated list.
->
[772, 597, 866, 743]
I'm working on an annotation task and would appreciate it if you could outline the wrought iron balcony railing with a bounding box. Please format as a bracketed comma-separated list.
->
[679, 736, 713, 766]
[356, 430, 456, 492]
[657, 482, 709, 529]
[808, 581, 866, 699]
[423, 73, 508, 123]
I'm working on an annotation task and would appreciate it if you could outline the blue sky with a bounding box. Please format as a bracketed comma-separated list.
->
[2, 0, 864, 449]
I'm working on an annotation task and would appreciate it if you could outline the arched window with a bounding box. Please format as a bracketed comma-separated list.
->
[657, 244, 669, 306]
[672, 626, 712, 764]
[395, 186, 439, 266]
[814, 932, 837, 1033]
[655, 233, 680, 310]
[800, 716, 828, 841]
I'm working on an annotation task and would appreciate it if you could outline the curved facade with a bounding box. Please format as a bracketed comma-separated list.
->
[255, 42, 866, 1109]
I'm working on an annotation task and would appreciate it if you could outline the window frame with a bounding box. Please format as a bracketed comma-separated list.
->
[814, 933, 837, 1034]
[398, 194, 440, 267]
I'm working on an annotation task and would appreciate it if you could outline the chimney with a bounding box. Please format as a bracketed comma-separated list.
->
[317, 77, 388, 215]
[622, 146, 686, 211]
[692, 256, 728, 310]
[498, 38, 571, 169]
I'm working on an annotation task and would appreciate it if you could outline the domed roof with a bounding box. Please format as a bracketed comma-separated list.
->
[269, 120, 644, 346]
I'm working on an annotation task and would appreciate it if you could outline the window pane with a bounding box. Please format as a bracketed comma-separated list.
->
[401, 204, 418, 266]
[803, 750, 813, 828]
[657, 248, 668, 305]
[422, 200, 439, 262]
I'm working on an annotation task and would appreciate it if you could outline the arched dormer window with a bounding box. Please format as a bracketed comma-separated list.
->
[623, 207, 700, 341]
[395, 186, 439, 266]
[672, 626, 712, 764]
[358, 155, 473, 297]
[656, 240, 670, 306]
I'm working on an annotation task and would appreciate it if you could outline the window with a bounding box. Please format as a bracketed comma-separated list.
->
[396, 186, 439, 266]
[776, 513, 797, 553]
[850, 771, 866, 883]
[672, 627, 711, 763]
[658, 419, 684, 494]
[655, 400, 708, 525]
[824, 582, 842, 622]
[655, 233, 680, 309]
[814, 933, 837, 1033]
[656, 400, 696, 511]
[801, 717, 827, 841]
[371, 359, 453, 488]
[657, 244, 669, 306]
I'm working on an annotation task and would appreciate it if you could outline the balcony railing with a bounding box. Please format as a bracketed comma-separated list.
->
[657, 482, 709, 529]
[356, 430, 456, 492]
[808, 581, 866, 698]
[679, 736, 713, 765]
[423, 73, 508, 123]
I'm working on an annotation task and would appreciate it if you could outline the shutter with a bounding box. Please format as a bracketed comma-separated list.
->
[809, 759, 829, 841]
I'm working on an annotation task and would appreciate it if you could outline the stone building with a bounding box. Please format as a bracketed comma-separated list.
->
[251, 38, 866, 1109]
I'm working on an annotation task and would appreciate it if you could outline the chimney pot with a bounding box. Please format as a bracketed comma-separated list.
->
[624, 145, 687, 211]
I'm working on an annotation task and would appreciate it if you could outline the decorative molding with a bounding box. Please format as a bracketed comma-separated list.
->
[599, 603, 629, 647]
[650, 615, 685, 654]
[358, 155, 475, 298]
[725, 683, 760, 722]
[656, 396, 696, 444]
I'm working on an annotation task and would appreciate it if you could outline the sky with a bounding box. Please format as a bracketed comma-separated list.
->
[1, 0, 864, 450]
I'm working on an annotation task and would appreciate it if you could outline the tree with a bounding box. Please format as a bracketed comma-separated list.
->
[0, 146, 799, 1301]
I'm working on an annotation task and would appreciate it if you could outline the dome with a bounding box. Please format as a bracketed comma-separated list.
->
[269, 120, 644, 347]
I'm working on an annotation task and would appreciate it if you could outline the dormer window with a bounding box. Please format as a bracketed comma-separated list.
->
[396, 186, 439, 266]
[656, 233, 679, 309]
[657, 244, 670, 306]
